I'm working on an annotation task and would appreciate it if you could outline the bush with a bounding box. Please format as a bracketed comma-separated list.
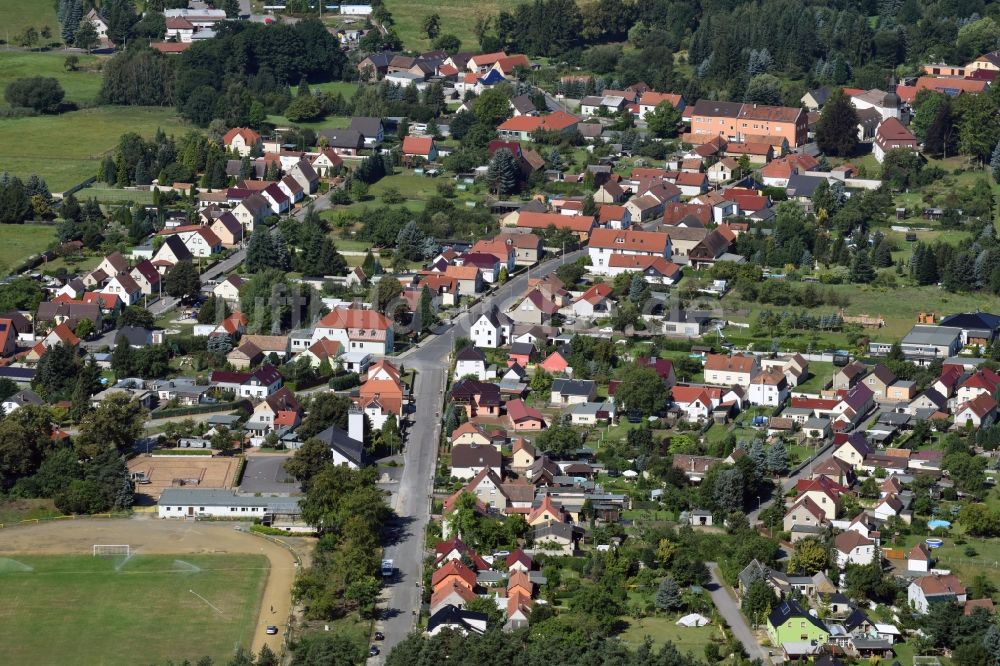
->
[328, 372, 360, 390]
[5, 77, 65, 113]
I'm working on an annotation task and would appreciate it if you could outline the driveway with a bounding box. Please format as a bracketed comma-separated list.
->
[706, 562, 771, 663]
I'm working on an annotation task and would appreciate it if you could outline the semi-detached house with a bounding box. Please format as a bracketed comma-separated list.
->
[312, 307, 394, 355]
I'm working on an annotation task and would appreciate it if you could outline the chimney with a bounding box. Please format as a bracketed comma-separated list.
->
[348, 408, 364, 443]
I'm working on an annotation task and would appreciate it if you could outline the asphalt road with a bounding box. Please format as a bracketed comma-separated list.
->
[706, 562, 772, 663]
[370, 248, 583, 660]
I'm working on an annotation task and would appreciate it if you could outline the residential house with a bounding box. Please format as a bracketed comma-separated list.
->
[767, 600, 829, 647]
[470, 307, 513, 349]
[213, 275, 244, 306]
[955, 393, 998, 428]
[834, 531, 876, 568]
[509, 289, 559, 325]
[426, 605, 488, 637]
[312, 307, 394, 355]
[873, 118, 918, 163]
[451, 379, 501, 419]
[129, 259, 162, 297]
[357, 360, 405, 430]
[455, 346, 491, 381]
[704, 354, 759, 388]
[832, 432, 871, 470]
[908, 574, 967, 614]
[550, 379, 597, 405]
[587, 228, 671, 276]
[496, 112, 580, 141]
[507, 398, 546, 430]
[223, 128, 262, 157]
[569, 283, 614, 319]
[152, 235, 194, 271]
[103, 273, 142, 306]
[350, 117, 385, 147]
[451, 444, 502, 481]
[314, 411, 367, 469]
[783, 496, 827, 533]
[231, 194, 270, 234]
[401, 136, 438, 162]
[748, 369, 790, 407]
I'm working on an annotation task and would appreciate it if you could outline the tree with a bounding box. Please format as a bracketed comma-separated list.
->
[102, 0, 138, 46]
[850, 249, 875, 283]
[646, 101, 682, 138]
[4, 77, 65, 114]
[487, 148, 519, 196]
[74, 393, 147, 458]
[655, 575, 683, 611]
[741, 578, 775, 627]
[284, 437, 332, 490]
[164, 260, 201, 298]
[766, 441, 788, 475]
[432, 34, 461, 52]
[285, 95, 324, 123]
[789, 537, 829, 574]
[422, 13, 441, 40]
[74, 18, 98, 52]
[119, 305, 154, 329]
[245, 229, 276, 273]
[614, 365, 667, 417]
[290, 632, 363, 666]
[744, 74, 783, 105]
[111, 337, 135, 377]
[33, 342, 78, 399]
[991, 140, 1000, 183]
[815, 90, 859, 157]
[0, 405, 55, 490]
[535, 423, 581, 457]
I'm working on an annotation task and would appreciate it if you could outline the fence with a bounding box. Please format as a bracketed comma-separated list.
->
[0, 512, 130, 530]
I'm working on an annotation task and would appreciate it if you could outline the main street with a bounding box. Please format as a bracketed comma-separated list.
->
[372, 248, 583, 658]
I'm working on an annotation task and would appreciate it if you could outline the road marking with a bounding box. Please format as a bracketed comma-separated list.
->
[189, 589, 225, 615]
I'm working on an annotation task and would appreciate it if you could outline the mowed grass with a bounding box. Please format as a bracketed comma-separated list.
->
[0, 0, 60, 43]
[0, 51, 105, 109]
[75, 186, 156, 204]
[618, 615, 720, 653]
[384, 0, 522, 51]
[0, 553, 267, 666]
[0, 106, 193, 192]
[0, 223, 57, 273]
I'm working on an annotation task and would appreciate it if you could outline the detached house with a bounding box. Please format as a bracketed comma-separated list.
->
[223, 128, 262, 157]
[873, 118, 918, 163]
[834, 531, 876, 568]
[909, 574, 967, 614]
[470, 307, 513, 349]
[312, 307, 394, 355]
[401, 136, 438, 162]
[704, 353, 759, 388]
[587, 228, 671, 276]
[748, 369, 789, 407]
[955, 393, 998, 428]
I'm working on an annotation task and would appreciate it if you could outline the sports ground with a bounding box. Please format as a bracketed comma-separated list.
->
[0, 519, 302, 664]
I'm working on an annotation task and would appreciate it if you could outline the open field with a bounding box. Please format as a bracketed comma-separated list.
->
[127, 453, 241, 503]
[311, 81, 363, 98]
[0, 51, 104, 109]
[0, 518, 305, 657]
[0, 106, 193, 192]
[0, 223, 57, 274]
[0, 0, 60, 44]
[267, 114, 351, 130]
[0, 553, 266, 666]
[618, 615, 720, 653]
[384, 0, 521, 51]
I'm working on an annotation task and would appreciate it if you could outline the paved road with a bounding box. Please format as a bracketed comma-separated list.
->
[370, 249, 583, 660]
[747, 441, 834, 524]
[706, 562, 772, 663]
[148, 194, 336, 318]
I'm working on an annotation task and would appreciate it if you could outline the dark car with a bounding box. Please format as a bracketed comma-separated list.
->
[373, 632, 385, 641]
[369, 646, 381, 656]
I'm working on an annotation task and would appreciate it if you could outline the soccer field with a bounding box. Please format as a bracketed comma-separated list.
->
[0, 553, 268, 665]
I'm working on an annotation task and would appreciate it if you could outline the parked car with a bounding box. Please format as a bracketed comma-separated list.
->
[266, 626, 278, 635]
[369, 646, 380, 656]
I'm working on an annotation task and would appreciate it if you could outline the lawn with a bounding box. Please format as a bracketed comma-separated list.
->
[0, 553, 267, 665]
[0, 0, 60, 44]
[796, 361, 835, 394]
[899, 533, 1000, 589]
[0, 51, 104, 109]
[311, 81, 364, 99]
[266, 114, 352, 130]
[0, 223, 57, 274]
[75, 186, 157, 204]
[384, 0, 522, 51]
[0, 106, 194, 192]
[617, 615, 720, 653]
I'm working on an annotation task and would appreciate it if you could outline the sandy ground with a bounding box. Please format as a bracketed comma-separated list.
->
[127, 455, 241, 502]
[0, 517, 305, 658]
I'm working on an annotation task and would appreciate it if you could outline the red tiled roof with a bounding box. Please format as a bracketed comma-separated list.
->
[497, 111, 579, 133]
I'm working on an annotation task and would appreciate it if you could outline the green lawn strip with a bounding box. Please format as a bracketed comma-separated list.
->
[75, 186, 157, 204]
[0, 553, 267, 666]
[0, 51, 104, 109]
[0, 223, 57, 274]
[266, 114, 351, 130]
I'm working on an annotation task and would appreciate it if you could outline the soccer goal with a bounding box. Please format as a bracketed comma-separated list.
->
[93, 544, 131, 557]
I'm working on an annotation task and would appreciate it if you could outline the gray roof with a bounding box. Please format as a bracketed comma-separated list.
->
[786, 173, 826, 198]
[572, 401, 611, 416]
[349, 117, 383, 139]
[551, 378, 595, 397]
[320, 129, 363, 149]
[158, 488, 300, 513]
[902, 325, 962, 347]
[116, 326, 154, 347]
[6, 389, 43, 407]
[315, 424, 365, 468]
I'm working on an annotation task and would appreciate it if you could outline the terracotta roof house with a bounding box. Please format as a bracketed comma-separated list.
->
[432, 559, 478, 592]
[506, 398, 546, 430]
[401, 135, 438, 162]
[497, 112, 580, 141]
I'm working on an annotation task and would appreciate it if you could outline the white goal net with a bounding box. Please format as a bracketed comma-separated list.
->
[93, 544, 130, 557]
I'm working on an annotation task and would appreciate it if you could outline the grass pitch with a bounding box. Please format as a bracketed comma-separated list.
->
[0, 553, 267, 665]
[0, 223, 57, 274]
[384, 0, 521, 51]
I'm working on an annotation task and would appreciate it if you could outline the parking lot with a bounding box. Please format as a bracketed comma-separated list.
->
[239, 454, 300, 495]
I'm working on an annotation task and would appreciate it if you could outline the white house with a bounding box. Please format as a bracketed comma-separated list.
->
[470, 308, 512, 349]
[103, 273, 142, 306]
[312, 307, 394, 355]
[747, 369, 789, 407]
[450, 443, 502, 480]
[833, 531, 875, 569]
[587, 228, 671, 276]
[454, 346, 492, 381]
[908, 574, 967, 614]
[239, 365, 283, 400]
[703, 353, 758, 388]
[213, 275, 244, 306]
